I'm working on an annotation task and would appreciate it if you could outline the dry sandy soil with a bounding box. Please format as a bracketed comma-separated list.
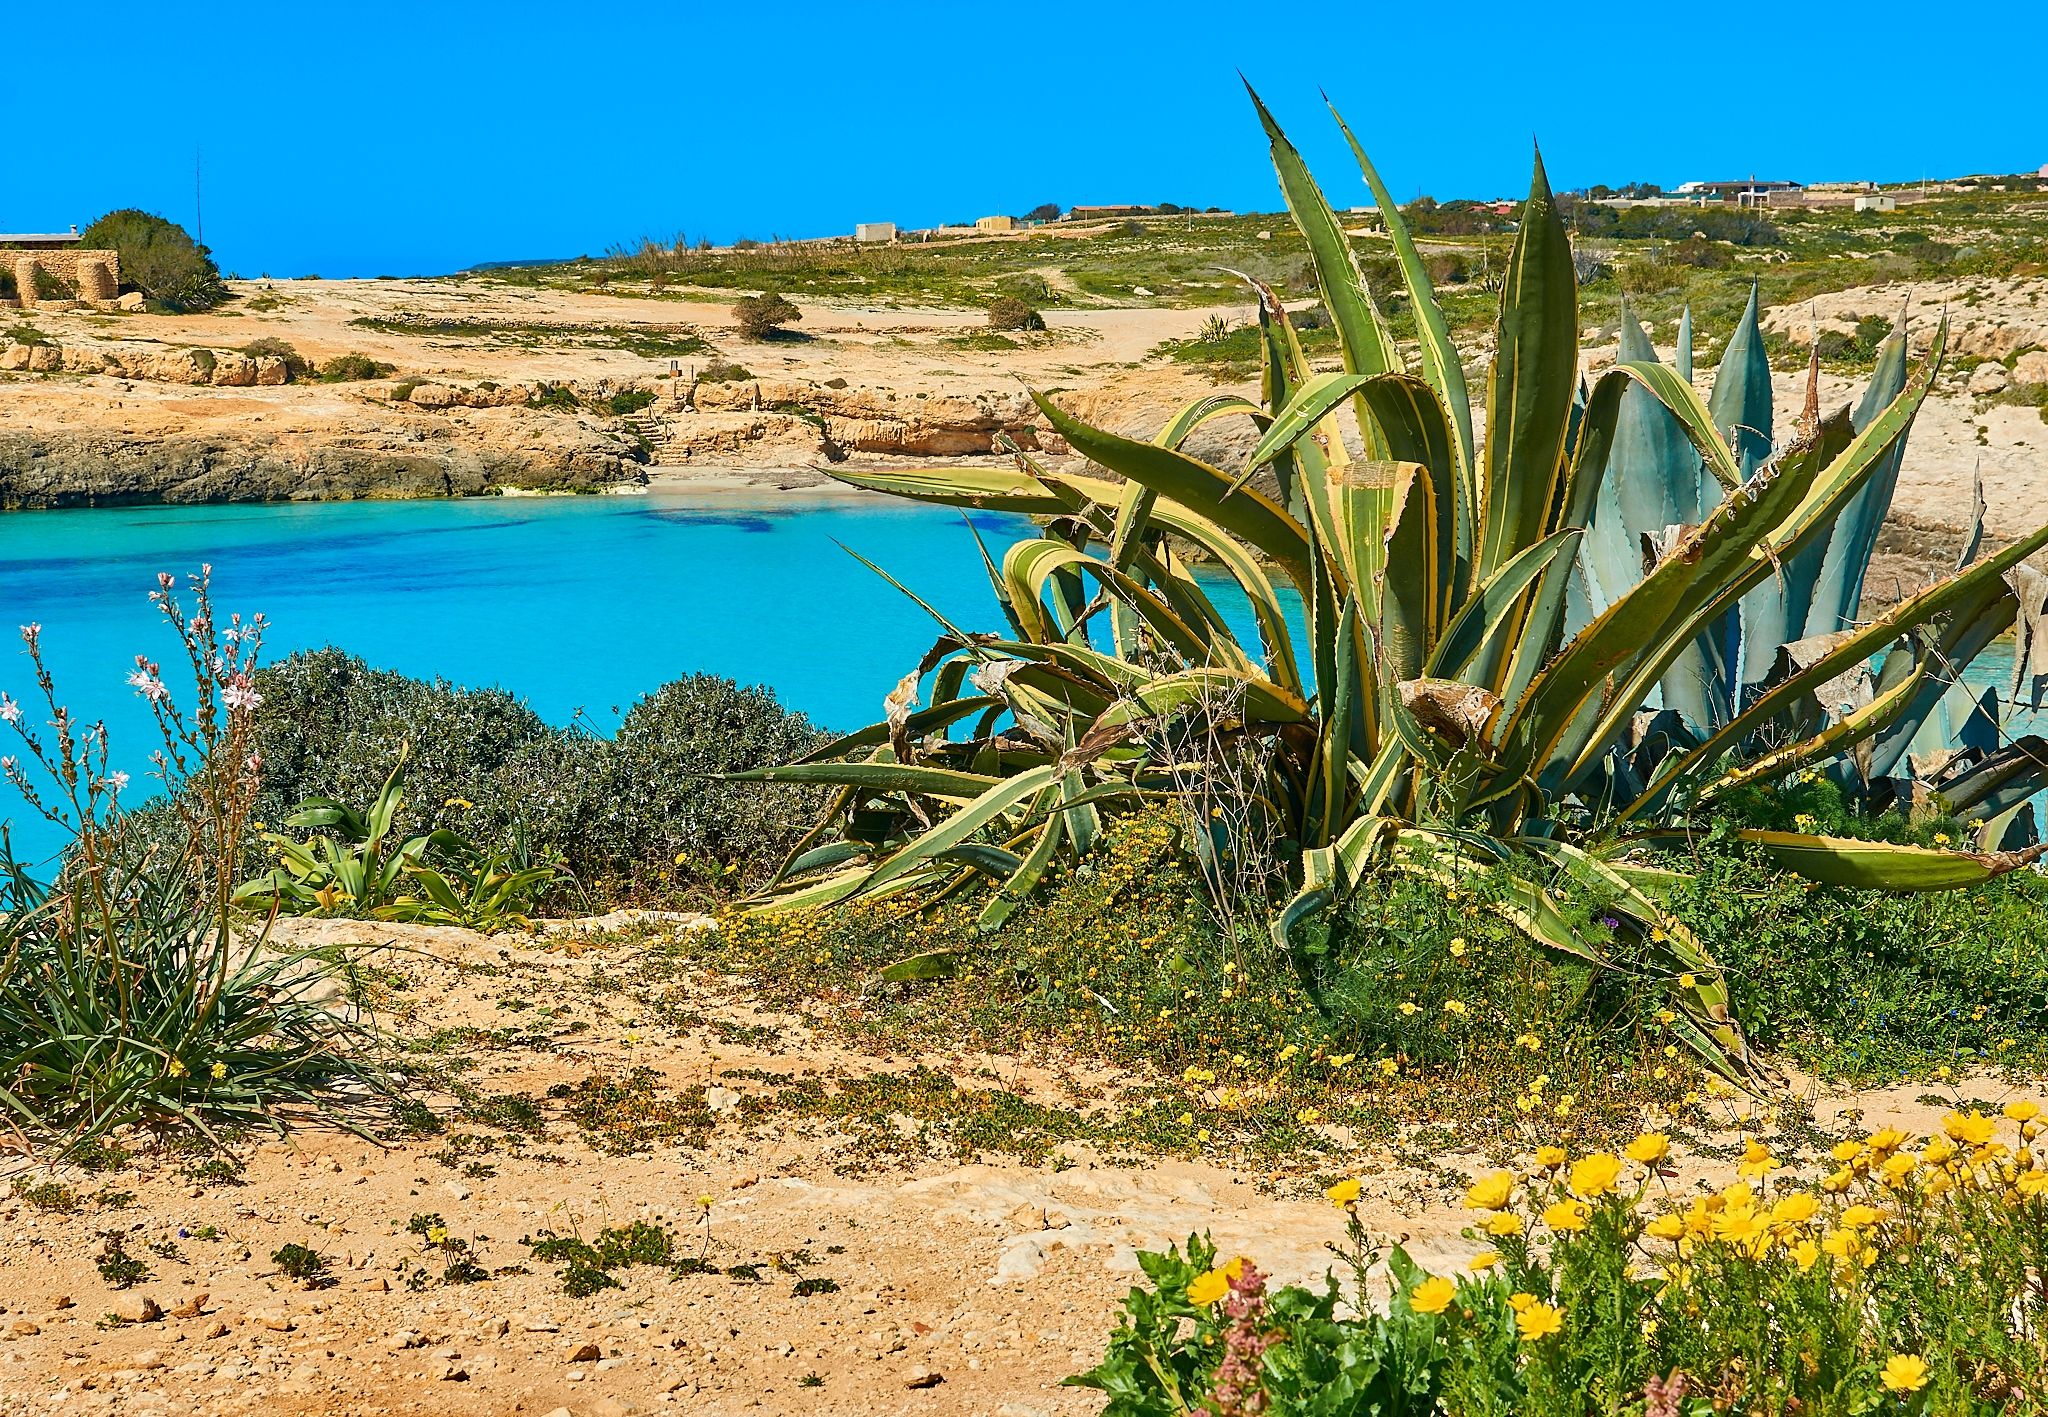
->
[0, 918, 2032, 1417]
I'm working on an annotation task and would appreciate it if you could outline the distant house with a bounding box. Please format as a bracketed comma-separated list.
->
[1854, 194, 1897, 213]
[1673, 179, 1802, 206]
[854, 222, 896, 244]
[1064, 204, 1153, 221]
[974, 215, 1016, 233]
[0, 227, 82, 251]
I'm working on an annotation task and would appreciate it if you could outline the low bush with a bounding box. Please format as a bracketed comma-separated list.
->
[732, 291, 802, 340]
[244, 650, 822, 904]
[316, 352, 393, 382]
[986, 297, 1047, 332]
[1081, 1114, 2048, 1415]
[238, 336, 307, 379]
[696, 360, 753, 384]
[528, 382, 579, 411]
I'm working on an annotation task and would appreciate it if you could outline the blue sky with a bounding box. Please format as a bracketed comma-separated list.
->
[6, 1, 2045, 277]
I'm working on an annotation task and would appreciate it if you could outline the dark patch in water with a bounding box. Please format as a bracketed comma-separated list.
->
[639, 508, 776, 534]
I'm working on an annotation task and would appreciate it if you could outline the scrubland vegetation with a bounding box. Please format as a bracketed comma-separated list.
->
[8, 93, 2048, 1417]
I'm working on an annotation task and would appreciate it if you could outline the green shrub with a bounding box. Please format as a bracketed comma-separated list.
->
[696, 360, 753, 384]
[571, 675, 826, 895]
[316, 352, 393, 382]
[604, 387, 657, 416]
[238, 336, 306, 379]
[77, 209, 226, 312]
[244, 650, 820, 903]
[986, 297, 1046, 332]
[528, 382, 579, 411]
[4, 324, 48, 348]
[732, 291, 802, 340]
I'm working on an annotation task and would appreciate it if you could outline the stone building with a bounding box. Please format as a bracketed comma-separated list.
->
[2, 229, 121, 308]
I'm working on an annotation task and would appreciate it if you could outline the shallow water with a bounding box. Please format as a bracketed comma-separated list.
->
[0, 489, 1035, 867]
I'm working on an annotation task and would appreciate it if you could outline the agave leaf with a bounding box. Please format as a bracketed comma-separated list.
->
[880, 950, 966, 983]
[1032, 392, 1314, 588]
[1379, 463, 1438, 682]
[1537, 321, 1948, 789]
[729, 760, 1004, 800]
[1701, 654, 1930, 800]
[1246, 84, 1402, 380]
[1804, 309, 1912, 638]
[1240, 372, 1379, 481]
[828, 463, 1121, 513]
[1429, 529, 1583, 679]
[1473, 149, 1578, 589]
[1326, 102, 1476, 517]
[1623, 511, 2048, 819]
[1733, 831, 2048, 891]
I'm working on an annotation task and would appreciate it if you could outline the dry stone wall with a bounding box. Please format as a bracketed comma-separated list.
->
[7, 249, 121, 307]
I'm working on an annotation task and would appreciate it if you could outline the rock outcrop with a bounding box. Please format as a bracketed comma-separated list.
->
[687, 379, 1055, 457]
[0, 413, 645, 508]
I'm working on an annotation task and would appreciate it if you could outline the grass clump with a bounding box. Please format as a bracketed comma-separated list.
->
[271, 1242, 335, 1288]
[604, 387, 657, 416]
[0, 574, 388, 1156]
[238, 336, 307, 379]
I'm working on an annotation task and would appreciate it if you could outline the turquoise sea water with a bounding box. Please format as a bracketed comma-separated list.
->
[0, 489, 1037, 868]
[0, 488, 2034, 869]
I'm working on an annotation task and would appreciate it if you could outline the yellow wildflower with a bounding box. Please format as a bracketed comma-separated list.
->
[1533, 1145, 1568, 1170]
[1464, 1172, 1516, 1211]
[1644, 1213, 1684, 1241]
[1468, 1251, 1501, 1272]
[1543, 1200, 1588, 1233]
[1945, 1110, 1998, 1147]
[1770, 1193, 1818, 1228]
[1485, 1212, 1525, 1237]
[1737, 1139, 1778, 1180]
[210, 1061, 229, 1081]
[1625, 1133, 1671, 1166]
[1409, 1275, 1456, 1315]
[1326, 1178, 1362, 1208]
[1443, 999, 1468, 1016]
[166, 1058, 188, 1079]
[1840, 1204, 1882, 1231]
[1790, 1238, 1821, 1272]
[1570, 1153, 1622, 1199]
[1186, 1256, 1244, 1306]
[1880, 1355, 1930, 1394]
[1515, 1301, 1564, 1341]
[2005, 1100, 2041, 1123]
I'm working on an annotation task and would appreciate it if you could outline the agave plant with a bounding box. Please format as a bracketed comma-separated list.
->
[738, 91, 2048, 1079]
[1574, 290, 2048, 851]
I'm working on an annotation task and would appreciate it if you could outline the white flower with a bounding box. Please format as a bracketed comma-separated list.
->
[0, 695, 18, 725]
[104, 771, 130, 793]
[221, 681, 262, 712]
[126, 669, 168, 702]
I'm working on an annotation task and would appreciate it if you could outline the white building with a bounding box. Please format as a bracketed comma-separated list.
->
[854, 222, 897, 244]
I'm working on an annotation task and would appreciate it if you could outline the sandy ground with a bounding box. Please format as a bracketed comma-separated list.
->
[0, 918, 2032, 1417]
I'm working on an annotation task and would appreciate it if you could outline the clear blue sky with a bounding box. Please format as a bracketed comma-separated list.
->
[7, 1, 2045, 277]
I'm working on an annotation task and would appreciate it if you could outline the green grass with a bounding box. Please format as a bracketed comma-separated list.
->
[347, 314, 709, 360]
